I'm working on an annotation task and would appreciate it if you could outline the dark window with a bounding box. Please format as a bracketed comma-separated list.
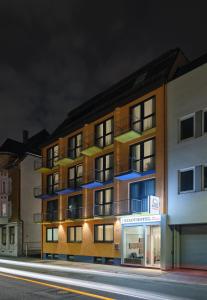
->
[204, 111, 207, 133]
[68, 133, 82, 159]
[68, 165, 83, 188]
[95, 118, 113, 148]
[180, 169, 194, 192]
[47, 173, 59, 194]
[9, 227, 15, 244]
[68, 226, 82, 242]
[130, 179, 155, 213]
[2, 227, 6, 245]
[131, 98, 156, 132]
[47, 145, 59, 168]
[95, 153, 113, 182]
[94, 224, 114, 242]
[46, 227, 58, 242]
[131, 138, 155, 173]
[67, 195, 82, 219]
[95, 188, 113, 216]
[180, 116, 194, 140]
[46, 200, 58, 221]
[204, 166, 207, 189]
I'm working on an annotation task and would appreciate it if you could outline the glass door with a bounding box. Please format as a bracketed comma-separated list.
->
[145, 225, 160, 267]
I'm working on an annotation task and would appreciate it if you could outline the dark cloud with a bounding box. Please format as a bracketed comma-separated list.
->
[0, 0, 207, 143]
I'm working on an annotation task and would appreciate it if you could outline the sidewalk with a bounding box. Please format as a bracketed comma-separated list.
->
[1, 256, 207, 285]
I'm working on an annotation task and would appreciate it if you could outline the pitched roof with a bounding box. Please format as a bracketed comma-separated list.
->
[46, 48, 188, 145]
[0, 129, 50, 157]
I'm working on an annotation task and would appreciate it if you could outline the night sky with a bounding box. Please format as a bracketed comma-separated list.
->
[0, 0, 207, 144]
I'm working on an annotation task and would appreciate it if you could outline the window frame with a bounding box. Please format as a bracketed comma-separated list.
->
[68, 194, 83, 219]
[47, 144, 59, 168]
[95, 153, 114, 182]
[95, 118, 114, 148]
[46, 227, 58, 243]
[9, 226, 15, 245]
[94, 188, 114, 216]
[94, 224, 114, 243]
[130, 97, 156, 133]
[179, 167, 195, 194]
[46, 199, 58, 222]
[203, 109, 207, 135]
[68, 164, 83, 188]
[68, 133, 82, 159]
[179, 113, 195, 142]
[67, 226, 82, 243]
[130, 138, 155, 173]
[203, 165, 207, 190]
[2, 227, 6, 246]
[47, 173, 59, 194]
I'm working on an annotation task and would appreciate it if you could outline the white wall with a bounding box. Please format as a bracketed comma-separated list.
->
[20, 155, 41, 253]
[167, 63, 207, 224]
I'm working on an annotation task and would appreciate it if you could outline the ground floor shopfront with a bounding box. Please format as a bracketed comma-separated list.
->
[121, 214, 161, 268]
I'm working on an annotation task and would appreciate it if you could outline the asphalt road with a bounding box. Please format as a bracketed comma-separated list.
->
[0, 260, 206, 300]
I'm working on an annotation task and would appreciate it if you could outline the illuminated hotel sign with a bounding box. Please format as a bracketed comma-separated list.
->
[149, 196, 160, 215]
[120, 214, 161, 225]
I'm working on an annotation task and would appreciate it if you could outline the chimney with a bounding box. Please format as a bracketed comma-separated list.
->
[23, 130, 29, 143]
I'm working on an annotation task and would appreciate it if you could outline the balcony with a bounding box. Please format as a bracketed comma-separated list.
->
[114, 198, 150, 216]
[114, 118, 141, 143]
[56, 180, 83, 195]
[34, 158, 58, 174]
[54, 153, 83, 167]
[33, 210, 60, 223]
[81, 169, 113, 189]
[33, 186, 58, 200]
[94, 203, 113, 217]
[81, 134, 104, 157]
[114, 161, 155, 181]
[65, 206, 93, 220]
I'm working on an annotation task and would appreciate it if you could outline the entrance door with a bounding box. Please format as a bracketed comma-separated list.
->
[145, 225, 160, 267]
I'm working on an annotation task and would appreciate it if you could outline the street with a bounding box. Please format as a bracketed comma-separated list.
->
[0, 259, 206, 299]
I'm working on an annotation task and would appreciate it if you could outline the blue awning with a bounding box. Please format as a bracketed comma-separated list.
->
[56, 188, 76, 195]
[81, 181, 104, 189]
[114, 171, 141, 181]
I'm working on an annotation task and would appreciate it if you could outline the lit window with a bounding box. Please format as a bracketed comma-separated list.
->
[68, 133, 82, 159]
[95, 188, 113, 216]
[47, 145, 59, 168]
[95, 153, 113, 182]
[131, 139, 155, 172]
[131, 98, 156, 132]
[68, 226, 82, 242]
[47, 173, 59, 194]
[179, 169, 194, 192]
[95, 118, 113, 148]
[94, 224, 114, 242]
[68, 164, 83, 188]
[180, 115, 194, 141]
[46, 227, 58, 242]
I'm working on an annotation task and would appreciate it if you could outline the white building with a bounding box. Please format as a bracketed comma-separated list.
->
[167, 54, 207, 269]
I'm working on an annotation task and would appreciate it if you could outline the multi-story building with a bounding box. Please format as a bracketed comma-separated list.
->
[0, 130, 49, 256]
[35, 49, 187, 269]
[166, 54, 207, 270]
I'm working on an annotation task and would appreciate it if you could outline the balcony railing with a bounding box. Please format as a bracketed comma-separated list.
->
[114, 118, 142, 143]
[65, 206, 93, 220]
[81, 134, 104, 157]
[94, 203, 113, 217]
[114, 198, 149, 216]
[33, 210, 60, 223]
[54, 153, 83, 167]
[34, 158, 59, 173]
[81, 169, 114, 189]
[33, 186, 59, 199]
[56, 179, 83, 195]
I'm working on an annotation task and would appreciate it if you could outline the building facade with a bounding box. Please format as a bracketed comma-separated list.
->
[167, 54, 207, 270]
[36, 49, 187, 269]
[0, 130, 49, 256]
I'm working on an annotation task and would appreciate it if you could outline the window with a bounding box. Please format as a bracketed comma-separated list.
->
[46, 200, 58, 222]
[95, 188, 113, 216]
[204, 111, 207, 133]
[68, 164, 83, 188]
[68, 195, 82, 219]
[68, 226, 82, 242]
[203, 166, 207, 189]
[9, 227, 15, 244]
[95, 118, 113, 148]
[46, 227, 58, 242]
[47, 173, 59, 194]
[2, 227, 6, 245]
[94, 224, 114, 242]
[68, 133, 82, 159]
[95, 153, 113, 182]
[131, 138, 155, 173]
[179, 169, 194, 193]
[180, 115, 194, 141]
[130, 179, 155, 213]
[131, 98, 155, 132]
[47, 145, 59, 168]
